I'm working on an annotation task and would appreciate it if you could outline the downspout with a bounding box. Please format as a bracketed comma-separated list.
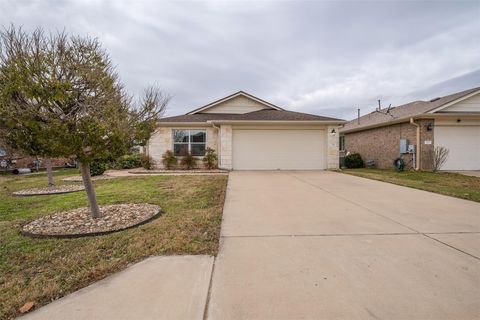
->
[409, 118, 420, 170]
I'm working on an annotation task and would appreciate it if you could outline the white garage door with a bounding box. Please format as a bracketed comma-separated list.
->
[232, 129, 326, 170]
[435, 126, 480, 170]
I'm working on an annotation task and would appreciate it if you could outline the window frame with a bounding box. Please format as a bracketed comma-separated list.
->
[339, 135, 345, 151]
[172, 129, 207, 157]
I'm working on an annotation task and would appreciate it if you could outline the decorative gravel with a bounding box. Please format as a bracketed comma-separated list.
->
[62, 175, 115, 182]
[12, 185, 85, 196]
[22, 203, 161, 238]
[129, 169, 229, 174]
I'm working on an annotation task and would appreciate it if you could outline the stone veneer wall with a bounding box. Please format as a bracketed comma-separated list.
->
[148, 127, 219, 169]
[327, 125, 340, 169]
[344, 119, 434, 170]
[219, 125, 232, 170]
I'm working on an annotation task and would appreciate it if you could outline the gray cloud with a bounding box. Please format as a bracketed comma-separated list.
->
[1, 0, 479, 120]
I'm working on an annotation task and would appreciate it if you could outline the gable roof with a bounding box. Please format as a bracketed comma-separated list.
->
[341, 86, 480, 133]
[159, 109, 343, 123]
[186, 91, 284, 114]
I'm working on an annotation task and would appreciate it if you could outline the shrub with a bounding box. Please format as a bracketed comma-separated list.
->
[202, 147, 218, 169]
[344, 153, 364, 168]
[428, 146, 450, 172]
[180, 152, 197, 170]
[109, 153, 142, 169]
[161, 150, 177, 169]
[141, 154, 155, 170]
[90, 161, 106, 176]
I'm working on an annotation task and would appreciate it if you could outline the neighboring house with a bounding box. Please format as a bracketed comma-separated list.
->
[147, 91, 345, 170]
[340, 87, 480, 171]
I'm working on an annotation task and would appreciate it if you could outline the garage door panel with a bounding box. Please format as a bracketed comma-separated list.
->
[233, 130, 326, 170]
[435, 126, 480, 170]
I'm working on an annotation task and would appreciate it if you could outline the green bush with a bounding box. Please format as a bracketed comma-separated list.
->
[141, 154, 155, 170]
[180, 152, 197, 170]
[90, 161, 106, 176]
[109, 153, 142, 169]
[161, 150, 177, 169]
[202, 147, 218, 170]
[344, 153, 364, 168]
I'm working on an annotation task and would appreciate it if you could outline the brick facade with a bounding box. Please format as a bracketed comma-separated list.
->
[344, 119, 434, 170]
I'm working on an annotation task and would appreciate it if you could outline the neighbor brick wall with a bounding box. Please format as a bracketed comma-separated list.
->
[344, 119, 434, 170]
[0, 156, 69, 170]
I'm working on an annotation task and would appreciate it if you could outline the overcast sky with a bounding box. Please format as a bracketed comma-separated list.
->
[1, 0, 479, 119]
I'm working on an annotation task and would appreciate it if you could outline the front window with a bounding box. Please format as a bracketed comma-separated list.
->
[173, 129, 206, 156]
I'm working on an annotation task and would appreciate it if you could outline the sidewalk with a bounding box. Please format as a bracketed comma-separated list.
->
[20, 256, 213, 320]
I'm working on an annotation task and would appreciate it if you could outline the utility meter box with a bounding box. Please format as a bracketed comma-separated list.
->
[407, 144, 416, 154]
[400, 139, 408, 154]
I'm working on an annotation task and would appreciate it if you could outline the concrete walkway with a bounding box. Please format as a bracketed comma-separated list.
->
[206, 171, 480, 320]
[20, 256, 213, 320]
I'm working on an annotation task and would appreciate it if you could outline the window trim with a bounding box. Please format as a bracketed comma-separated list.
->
[172, 129, 207, 157]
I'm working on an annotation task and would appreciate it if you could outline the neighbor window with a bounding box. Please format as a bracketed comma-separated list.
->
[173, 129, 206, 156]
[339, 135, 345, 151]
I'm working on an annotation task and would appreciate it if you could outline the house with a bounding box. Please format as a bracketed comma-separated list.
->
[147, 91, 345, 170]
[340, 87, 480, 171]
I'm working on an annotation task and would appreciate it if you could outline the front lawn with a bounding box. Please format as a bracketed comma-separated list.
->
[342, 169, 480, 202]
[0, 169, 228, 320]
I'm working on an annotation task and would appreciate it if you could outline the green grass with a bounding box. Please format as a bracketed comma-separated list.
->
[0, 169, 228, 320]
[342, 168, 480, 202]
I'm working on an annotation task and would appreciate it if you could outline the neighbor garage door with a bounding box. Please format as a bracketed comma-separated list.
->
[232, 129, 326, 170]
[435, 125, 480, 170]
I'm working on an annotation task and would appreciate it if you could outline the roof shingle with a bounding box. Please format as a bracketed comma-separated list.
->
[159, 109, 343, 123]
[341, 86, 480, 133]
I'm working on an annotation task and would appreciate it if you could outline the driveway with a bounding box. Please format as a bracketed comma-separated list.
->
[207, 171, 480, 320]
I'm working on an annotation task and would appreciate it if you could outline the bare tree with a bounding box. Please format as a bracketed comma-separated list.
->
[429, 146, 450, 172]
[0, 26, 169, 218]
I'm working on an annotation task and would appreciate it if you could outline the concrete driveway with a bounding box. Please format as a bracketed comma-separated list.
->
[207, 171, 480, 320]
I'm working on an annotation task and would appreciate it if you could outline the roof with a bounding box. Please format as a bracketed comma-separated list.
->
[341, 86, 480, 133]
[159, 109, 343, 123]
[186, 91, 284, 114]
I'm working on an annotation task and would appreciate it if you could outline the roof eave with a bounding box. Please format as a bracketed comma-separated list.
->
[156, 121, 211, 126]
[341, 111, 480, 133]
[207, 120, 346, 125]
[427, 88, 480, 113]
[340, 115, 433, 134]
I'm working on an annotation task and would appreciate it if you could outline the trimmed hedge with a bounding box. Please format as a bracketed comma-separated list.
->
[344, 153, 364, 168]
[90, 161, 107, 176]
[109, 154, 142, 169]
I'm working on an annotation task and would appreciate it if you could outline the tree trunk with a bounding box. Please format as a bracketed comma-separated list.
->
[80, 162, 102, 218]
[45, 158, 54, 187]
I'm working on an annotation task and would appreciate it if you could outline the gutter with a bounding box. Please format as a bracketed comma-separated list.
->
[409, 117, 420, 170]
[206, 120, 347, 125]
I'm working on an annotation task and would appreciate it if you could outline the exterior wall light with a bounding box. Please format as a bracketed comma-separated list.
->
[330, 128, 337, 134]
[426, 123, 433, 131]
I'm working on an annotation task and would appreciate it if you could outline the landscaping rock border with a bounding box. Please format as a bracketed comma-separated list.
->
[22, 203, 161, 238]
[61, 175, 115, 182]
[128, 169, 229, 174]
[12, 185, 85, 196]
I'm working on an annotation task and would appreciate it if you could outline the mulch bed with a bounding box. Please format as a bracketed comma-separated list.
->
[12, 185, 85, 196]
[61, 175, 115, 182]
[22, 203, 161, 238]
